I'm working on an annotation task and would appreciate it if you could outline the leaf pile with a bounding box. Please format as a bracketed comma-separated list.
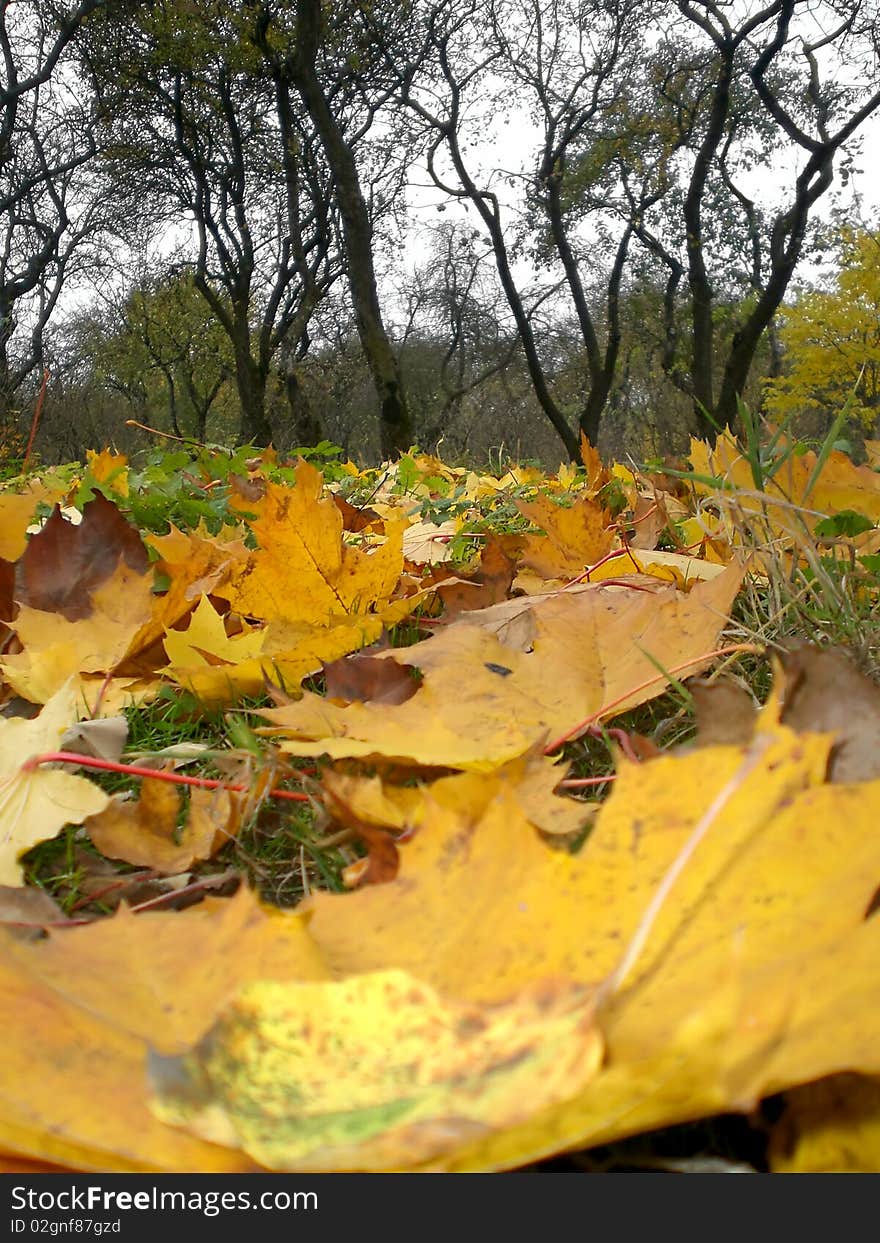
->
[2, 433, 880, 1173]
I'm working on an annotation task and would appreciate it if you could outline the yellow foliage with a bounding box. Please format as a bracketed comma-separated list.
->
[765, 229, 880, 430]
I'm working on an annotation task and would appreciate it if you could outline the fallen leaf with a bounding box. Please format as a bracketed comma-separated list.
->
[0, 480, 68, 561]
[691, 644, 880, 782]
[517, 492, 615, 578]
[59, 715, 129, 763]
[258, 568, 744, 769]
[17, 493, 148, 621]
[86, 779, 238, 874]
[0, 886, 69, 940]
[0, 682, 110, 886]
[691, 678, 758, 747]
[769, 1075, 880, 1172]
[402, 519, 457, 564]
[298, 715, 880, 1170]
[150, 971, 602, 1172]
[219, 460, 405, 625]
[434, 537, 518, 616]
[86, 449, 129, 498]
[1, 561, 156, 704]
[332, 494, 382, 533]
[323, 651, 420, 706]
[0, 887, 327, 1170]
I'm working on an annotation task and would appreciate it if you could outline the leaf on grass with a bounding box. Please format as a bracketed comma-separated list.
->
[133, 524, 250, 657]
[296, 712, 880, 1169]
[85, 449, 129, 498]
[163, 596, 421, 705]
[258, 568, 743, 769]
[331, 494, 382, 534]
[0, 887, 327, 1170]
[219, 460, 405, 625]
[516, 492, 615, 578]
[402, 519, 457, 564]
[5, 683, 880, 1171]
[689, 430, 880, 538]
[1, 561, 156, 704]
[321, 748, 587, 843]
[86, 779, 239, 874]
[0, 682, 110, 886]
[434, 537, 519, 617]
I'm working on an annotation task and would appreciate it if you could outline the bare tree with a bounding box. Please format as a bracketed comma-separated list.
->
[614, 0, 880, 434]
[0, 1, 109, 434]
[80, 0, 345, 444]
[245, 0, 414, 458]
[363, 0, 647, 458]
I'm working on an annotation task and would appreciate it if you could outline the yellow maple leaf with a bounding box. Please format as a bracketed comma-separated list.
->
[132, 524, 250, 658]
[690, 429, 880, 542]
[0, 682, 110, 885]
[219, 460, 405, 625]
[0, 480, 68, 561]
[3, 687, 880, 1171]
[1, 562, 155, 704]
[0, 887, 326, 1170]
[163, 595, 267, 670]
[517, 492, 615, 578]
[296, 716, 880, 1170]
[86, 780, 238, 874]
[85, 449, 129, 498]
[162, 595, 421, 705]
[321, 748, 588, 841]
[258, 568, 743, 768]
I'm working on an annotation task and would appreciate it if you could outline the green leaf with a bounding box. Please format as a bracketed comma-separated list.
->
[814, 510, 875, 538]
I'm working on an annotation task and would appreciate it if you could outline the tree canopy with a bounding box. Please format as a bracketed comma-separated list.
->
[2, 0, 879, 462]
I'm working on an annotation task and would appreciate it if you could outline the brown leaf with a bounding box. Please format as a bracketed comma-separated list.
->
[0, 886, 69, 941]
[228, 473, 266, 504]
[779, 644, 880, 783]
[692, 645, 880, 783]
[17, 493, 148, 621]
[323, 651, 420, 705]
[691, 678, 758, 747]
[332, 493, 382, 533]
[342, 823, 401, 887]
[86, 779, 239, 874]
[627, 495, 665, 551]
[436, 537, 519, 617]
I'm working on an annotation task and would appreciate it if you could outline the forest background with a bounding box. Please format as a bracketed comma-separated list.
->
[3, 0, 880, 470]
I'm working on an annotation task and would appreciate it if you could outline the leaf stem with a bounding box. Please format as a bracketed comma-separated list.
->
[20, 751, 311, 802]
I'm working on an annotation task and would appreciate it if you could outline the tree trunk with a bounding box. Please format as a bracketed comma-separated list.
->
[285, 366, 323, 446]
[288, 0, 411, 459]
[234, 351, 271, 444]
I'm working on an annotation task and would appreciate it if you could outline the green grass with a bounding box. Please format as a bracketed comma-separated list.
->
[20, 684, 357, 918]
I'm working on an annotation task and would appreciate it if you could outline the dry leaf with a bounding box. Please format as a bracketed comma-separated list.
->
[0, 682, 110, 885]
